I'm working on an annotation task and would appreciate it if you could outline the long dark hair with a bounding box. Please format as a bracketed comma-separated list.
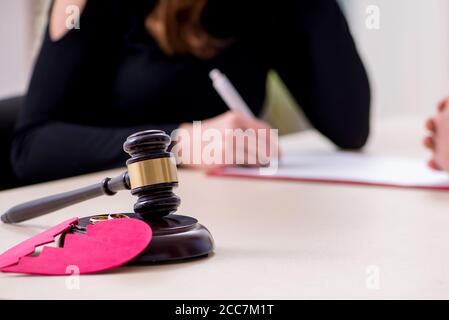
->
[146, 0, 231, 59]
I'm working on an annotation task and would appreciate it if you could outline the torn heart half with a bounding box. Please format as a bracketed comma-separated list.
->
[0, 218, 152, 275]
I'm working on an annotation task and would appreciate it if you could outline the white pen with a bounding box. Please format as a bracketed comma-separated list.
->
[209, 69, 255, 118]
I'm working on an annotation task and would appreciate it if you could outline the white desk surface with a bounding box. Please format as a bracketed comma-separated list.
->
[1, 116, 449, 300]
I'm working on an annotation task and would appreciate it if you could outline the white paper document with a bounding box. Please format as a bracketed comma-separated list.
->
[217, 151, 449, 189]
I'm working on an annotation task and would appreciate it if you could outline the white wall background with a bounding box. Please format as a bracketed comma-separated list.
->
[341, 0, 449, 118]
[0, 0, 448, 119]
[0, 0, 31, 98]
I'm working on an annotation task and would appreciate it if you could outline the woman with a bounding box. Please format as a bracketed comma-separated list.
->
[11, 0, 370, 183]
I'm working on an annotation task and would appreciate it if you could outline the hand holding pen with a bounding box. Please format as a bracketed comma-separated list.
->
[173, 69, 278, 170]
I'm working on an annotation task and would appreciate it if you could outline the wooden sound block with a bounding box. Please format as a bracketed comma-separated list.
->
[63, 214, 214, 264]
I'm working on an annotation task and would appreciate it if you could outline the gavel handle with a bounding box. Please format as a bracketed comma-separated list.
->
[1, 172, 130, 224]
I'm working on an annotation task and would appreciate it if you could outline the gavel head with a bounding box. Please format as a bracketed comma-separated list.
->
[123, 130, 180, 220]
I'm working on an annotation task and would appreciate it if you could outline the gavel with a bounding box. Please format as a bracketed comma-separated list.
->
[2, 130, 179, 223]
[1, 130, 214, 263]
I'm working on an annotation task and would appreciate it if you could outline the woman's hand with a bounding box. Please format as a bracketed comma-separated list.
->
[173, 111, 279, 171]
[424, 97, 449, 172]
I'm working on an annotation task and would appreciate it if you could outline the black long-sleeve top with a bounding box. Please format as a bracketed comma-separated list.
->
[11, 0, 371, 184]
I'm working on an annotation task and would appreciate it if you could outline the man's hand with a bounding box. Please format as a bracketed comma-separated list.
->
[424, 97, 449, 172]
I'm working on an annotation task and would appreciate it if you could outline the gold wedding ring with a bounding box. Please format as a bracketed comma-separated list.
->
[89, 215, 110, 225]
[108, 213, 129, 220]
[89, 214, 130, 225]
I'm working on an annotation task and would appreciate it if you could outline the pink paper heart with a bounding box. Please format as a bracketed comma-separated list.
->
[0, 218, 152, 275]
[0, 217, 78, 269]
